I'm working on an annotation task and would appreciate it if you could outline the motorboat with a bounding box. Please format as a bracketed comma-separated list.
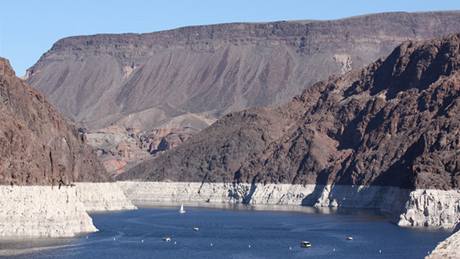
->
[300, 241, 312, 248]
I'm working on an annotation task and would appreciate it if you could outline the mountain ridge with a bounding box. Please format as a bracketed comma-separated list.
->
[120, 34, 460, 190]
[27, 11, 460, 130]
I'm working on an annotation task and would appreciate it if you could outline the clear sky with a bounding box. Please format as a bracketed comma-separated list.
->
[1, 0, 460, 76]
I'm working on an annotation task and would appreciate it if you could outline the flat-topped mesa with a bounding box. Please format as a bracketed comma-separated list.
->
[27, 11, 460, 132]
[0, 57, 108, 185]
[44, 11, 460, 52]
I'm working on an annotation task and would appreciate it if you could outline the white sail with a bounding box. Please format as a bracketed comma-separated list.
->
[179, 204, 186, 214]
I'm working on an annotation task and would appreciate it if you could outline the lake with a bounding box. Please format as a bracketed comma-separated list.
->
[1, 205, 450, 258]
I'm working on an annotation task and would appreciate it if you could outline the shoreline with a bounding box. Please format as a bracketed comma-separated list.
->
[0, 205, 452, 258]
[0, 183, 136, 238]
[0, 181, 457, 258]
[118, 181, 460, 229]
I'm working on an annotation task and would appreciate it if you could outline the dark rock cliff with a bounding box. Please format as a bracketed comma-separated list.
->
[0, 58, 108, 185]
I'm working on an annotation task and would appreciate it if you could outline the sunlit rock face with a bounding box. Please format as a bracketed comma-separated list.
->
[0, 57, 107, 185]
[27, 12, 460, 132]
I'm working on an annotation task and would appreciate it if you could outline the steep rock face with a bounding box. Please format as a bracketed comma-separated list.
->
[121, 34, 460, 191]
[0, 58, 108, 185]
[27, 11, 460, 131]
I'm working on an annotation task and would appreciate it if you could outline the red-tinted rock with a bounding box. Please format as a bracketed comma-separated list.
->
[0, 58, 108, 185]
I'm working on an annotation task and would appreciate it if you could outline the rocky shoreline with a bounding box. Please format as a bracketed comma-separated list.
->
[118, 181, 460, 229]
[0, 183, 136, 238]
[1, 181, 457, 258]
[118, 181, 459, 258]
[427, 223, 460, 259]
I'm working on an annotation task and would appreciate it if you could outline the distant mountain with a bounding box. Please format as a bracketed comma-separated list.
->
[0, 57, 108, 185]
[120, 34, 460, 190]
[27, 11, 460, 131]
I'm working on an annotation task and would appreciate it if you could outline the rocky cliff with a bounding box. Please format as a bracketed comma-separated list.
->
[121, 34, 460, 192]
[0, 58, 108, 185]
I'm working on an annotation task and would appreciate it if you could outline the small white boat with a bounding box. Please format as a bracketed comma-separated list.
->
[193, 227, 199, 231]
[346, 236, 353, 241]
[179, 204, 186, 214]
[300, 241, 312, 248]
[163, 236, 172, 242]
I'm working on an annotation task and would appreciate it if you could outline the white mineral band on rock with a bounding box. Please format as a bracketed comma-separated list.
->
[0, 183, 136, 238]
[118, 181, 460, 229]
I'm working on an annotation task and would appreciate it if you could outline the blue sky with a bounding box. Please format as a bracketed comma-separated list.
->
[1, 0, 460, 76]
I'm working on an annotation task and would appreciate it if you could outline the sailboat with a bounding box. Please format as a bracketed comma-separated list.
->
[179, 204, 186, 214]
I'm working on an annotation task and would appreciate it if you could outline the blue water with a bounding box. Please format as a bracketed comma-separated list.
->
[2, 206, 450, 259]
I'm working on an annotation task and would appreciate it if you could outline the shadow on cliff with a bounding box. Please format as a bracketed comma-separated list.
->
[301, 170, 329, 206]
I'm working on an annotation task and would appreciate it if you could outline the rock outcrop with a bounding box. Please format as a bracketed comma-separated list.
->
[0, 58, 108, 185]
[398, 190, 460, 228]
[85, 125, 199, 175]
[427, 222, 460, 259]
[0, 186, 97, 238]
[0, 183, 136, 238]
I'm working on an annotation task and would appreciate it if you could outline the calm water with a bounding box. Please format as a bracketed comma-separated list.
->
[1, 205, 450, 259]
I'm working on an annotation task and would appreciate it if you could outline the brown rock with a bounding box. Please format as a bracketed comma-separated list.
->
[0, 57, 108, 185]
[120, 34, 460, 190]
[27, 11, 460, 132]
